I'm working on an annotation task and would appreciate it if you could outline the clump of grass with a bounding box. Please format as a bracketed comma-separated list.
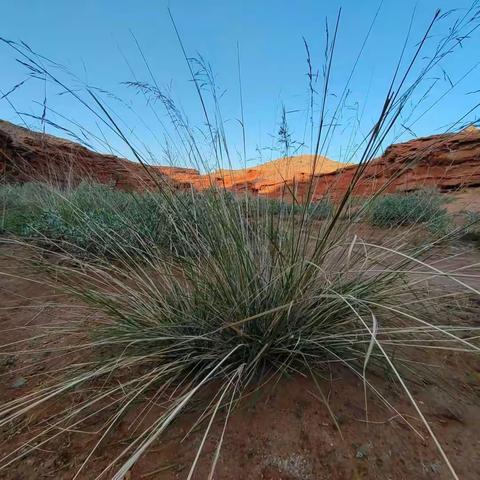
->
[368, 189, 452, 234]
[0, 182, 178, 257]
[1, 182, 478, 479]
[256, 196, 333, 219]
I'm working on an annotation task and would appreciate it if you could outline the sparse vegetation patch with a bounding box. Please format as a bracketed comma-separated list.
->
[368, 189, 452, 234]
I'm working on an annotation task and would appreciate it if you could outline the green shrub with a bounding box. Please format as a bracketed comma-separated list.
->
[1, 182, 176, 257]
[1, 183, 335, 258]
[368, 189, 452, 233]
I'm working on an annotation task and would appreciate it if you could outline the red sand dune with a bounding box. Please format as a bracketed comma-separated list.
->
[1, 119, 480, 198]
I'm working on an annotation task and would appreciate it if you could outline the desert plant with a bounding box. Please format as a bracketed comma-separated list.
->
[368, 189, 452, 233]
[1, 181, 478, 479]
[0, 183, 51, 234]
[0, 182, 180, 257]
[1, 182, 335, 258]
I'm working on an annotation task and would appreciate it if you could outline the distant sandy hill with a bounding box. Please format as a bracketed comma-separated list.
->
[196, 155, 350, 194]
[215, 154, 349, 178]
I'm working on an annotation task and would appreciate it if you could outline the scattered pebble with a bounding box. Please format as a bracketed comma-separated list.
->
[265, 453, 314, 479]
[10, 377, 27, 389]
[355, 442, 372, 459]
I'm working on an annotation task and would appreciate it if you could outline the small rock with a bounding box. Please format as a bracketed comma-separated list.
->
[355, 442, 372, 459]
[10, 377, 27, 389]
[434, 406, 464, 424]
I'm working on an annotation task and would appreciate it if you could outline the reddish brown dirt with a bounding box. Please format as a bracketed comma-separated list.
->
[445, 189, 480, 215]
[0, 240, 479, 480]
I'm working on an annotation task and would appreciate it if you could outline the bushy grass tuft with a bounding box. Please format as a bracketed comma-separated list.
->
[1, 182, 177, 257]
[368, 189, 452, 234]
[1, 181, 478, 479]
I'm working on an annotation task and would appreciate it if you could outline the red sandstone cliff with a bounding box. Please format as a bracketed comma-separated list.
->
[0, 120, 197, 191]
[269, 127, 480, 201]
[1, 119, 479, 198]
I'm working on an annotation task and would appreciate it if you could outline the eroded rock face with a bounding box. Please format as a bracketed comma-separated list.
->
[1, 119, 479, 198]
[0, 120, 197, 191]
[0, 120, 350, 193]
[270, 128, 480, 201]
[376, 127, 480, 192]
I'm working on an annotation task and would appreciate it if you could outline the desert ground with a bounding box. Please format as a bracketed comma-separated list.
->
[1, 190, 479, 480]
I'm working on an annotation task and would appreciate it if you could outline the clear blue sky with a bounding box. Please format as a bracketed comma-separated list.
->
[1, 1, 479, 170]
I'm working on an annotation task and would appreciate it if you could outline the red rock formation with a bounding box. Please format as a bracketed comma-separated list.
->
[192, 155, 351, 194]
[1, 119, 479, 198]
[0, 120, 198, 191]
[0, 120, 349, 193]
[269, 128, 480, 201]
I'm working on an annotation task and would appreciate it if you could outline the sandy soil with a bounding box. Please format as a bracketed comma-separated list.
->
[445, 190, 480, 215]
[0, 241, 479, 480]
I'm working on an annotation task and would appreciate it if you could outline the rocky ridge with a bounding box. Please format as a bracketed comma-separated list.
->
[1, 120, 479, 198]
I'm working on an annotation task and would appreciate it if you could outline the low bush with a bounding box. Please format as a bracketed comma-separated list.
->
[368, 189, 452, 234]
[1, 182, 173, 257]
[1, 182, 334, 257]
[0, 183, 50, 234]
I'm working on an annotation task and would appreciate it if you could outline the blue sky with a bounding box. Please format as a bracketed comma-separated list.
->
[1, 1, 479, 170]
